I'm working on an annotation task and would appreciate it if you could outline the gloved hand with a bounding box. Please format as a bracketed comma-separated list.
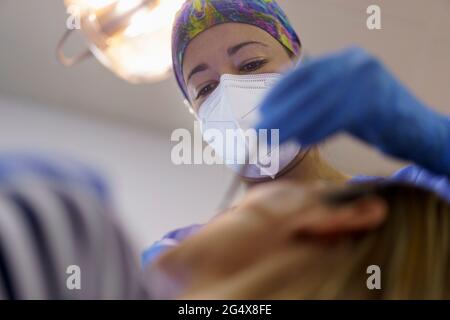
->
[257, 47, 450, 175]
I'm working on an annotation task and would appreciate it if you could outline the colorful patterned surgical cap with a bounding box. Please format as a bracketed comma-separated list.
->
[172, 0, 301, 100]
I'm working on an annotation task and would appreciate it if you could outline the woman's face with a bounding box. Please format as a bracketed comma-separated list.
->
[182, 23, 297, 112]
[154, 182, 386, 298]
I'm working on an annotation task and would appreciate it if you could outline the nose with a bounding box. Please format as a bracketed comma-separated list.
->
[217, 61, 239, 78]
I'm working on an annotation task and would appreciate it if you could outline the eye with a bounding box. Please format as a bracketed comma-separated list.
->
[239, 59, 268, 73]
[196, 82, 218, 100]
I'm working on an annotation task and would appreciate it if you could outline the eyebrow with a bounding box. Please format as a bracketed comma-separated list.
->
[227, 41, 268, 56]
[187, 63, 209, 83]
[186, 41, 268, 84]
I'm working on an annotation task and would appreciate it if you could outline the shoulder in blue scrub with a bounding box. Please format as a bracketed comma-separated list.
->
[142, 165, 450, 268]
[142, 224, 204, 267]
[352, 165, 450, 202]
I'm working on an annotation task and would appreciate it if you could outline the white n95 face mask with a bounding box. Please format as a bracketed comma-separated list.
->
[197, 73, 302, 180]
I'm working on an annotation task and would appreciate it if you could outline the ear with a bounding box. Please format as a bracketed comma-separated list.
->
[293, 196, 388, 238]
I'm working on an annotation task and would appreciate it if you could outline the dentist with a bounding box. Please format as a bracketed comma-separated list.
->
[143, 0, 450, 266]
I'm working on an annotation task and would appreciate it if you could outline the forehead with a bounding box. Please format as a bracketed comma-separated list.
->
[182, 23, 285, 79]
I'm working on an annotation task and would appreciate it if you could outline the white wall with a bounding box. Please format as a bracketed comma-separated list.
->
[0, 95, 233, 254]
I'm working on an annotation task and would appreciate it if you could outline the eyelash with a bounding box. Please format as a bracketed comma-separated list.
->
[239, 59, 268, 73]
[195, 59, 268, 100]
[196, 83, 218, 100]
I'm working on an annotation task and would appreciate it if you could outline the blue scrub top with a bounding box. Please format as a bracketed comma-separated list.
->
[142, 165, 450, 267]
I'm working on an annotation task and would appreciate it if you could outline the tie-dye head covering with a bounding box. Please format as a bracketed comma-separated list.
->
[172, 0, 301, 100]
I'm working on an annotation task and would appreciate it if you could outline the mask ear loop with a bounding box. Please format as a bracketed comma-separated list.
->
[216, 136, 257, 214]
[216, 164, 247, 214]
[183, 98, 197, 116]
[184, 98, 206, 137]
[297, 50, 311, 67]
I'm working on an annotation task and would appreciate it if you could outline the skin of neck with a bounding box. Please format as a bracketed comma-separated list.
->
[244, 148, 352, 187]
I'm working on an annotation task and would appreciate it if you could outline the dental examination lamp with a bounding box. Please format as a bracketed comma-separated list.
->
[57, 0, 185, 83]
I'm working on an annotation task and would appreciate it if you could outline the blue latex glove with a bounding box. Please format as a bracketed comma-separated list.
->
[257, 47, 450, 176]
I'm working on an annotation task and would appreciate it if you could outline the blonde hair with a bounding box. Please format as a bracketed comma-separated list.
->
[218, 183, 450, 300]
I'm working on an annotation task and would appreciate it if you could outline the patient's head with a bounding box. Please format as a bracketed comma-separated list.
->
[155, 182, 450, 299]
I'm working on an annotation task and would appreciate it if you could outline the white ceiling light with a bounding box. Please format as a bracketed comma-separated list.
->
[58, 0, 185, 83]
